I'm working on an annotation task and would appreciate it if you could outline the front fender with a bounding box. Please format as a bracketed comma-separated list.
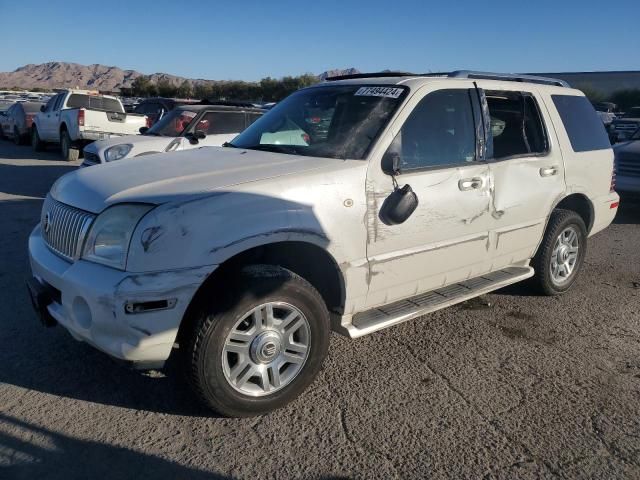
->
[126, 191, 332, 272]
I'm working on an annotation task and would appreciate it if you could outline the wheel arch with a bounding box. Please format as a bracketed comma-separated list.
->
[553, 193, 594, 233]
[176, 240, 346, 345]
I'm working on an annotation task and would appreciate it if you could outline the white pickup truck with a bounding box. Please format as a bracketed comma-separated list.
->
[31, 90, 148, 161]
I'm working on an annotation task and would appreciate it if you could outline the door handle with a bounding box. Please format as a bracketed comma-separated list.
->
[458, 177, 484, 191]
[539, 166, 558, 177]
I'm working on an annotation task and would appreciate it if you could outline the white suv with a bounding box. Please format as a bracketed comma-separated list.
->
[27, 71, 619, 416]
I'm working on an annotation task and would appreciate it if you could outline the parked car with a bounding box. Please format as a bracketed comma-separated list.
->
[0, 101, 42, 144]
[613, 127, 640, 196]
[27, 71, 618, 417]
[31, 90, 148, 161]
[81, 104, 264, 166]
[133, 97, 199, 126]
[609, 106, 640, 143]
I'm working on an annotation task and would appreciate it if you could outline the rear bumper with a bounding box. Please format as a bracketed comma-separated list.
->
[78, 131, 126, 142]
[28, 225, 214, 368]
[590, 191, 620, 236]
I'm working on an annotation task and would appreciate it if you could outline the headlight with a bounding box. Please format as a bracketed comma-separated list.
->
[104, 144, 133, 162]
[82, 204, 154, 269]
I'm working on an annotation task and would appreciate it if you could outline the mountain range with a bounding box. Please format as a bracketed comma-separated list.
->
[0, 62, 361, 91]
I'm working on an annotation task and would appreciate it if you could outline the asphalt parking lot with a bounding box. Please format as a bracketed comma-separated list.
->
[0, 140, 639, 479]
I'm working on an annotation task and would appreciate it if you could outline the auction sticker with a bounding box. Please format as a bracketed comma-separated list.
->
[355, 86, 404, 98]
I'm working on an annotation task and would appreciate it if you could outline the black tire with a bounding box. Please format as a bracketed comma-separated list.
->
[182, 265, 330, 417]
[31, 127, 45, 151]
[60, 129, 79, 162]
[531, 209, 587, 296]
[14, 127, 23, 146]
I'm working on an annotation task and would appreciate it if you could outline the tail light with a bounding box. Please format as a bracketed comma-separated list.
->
[145, 116, 152, 128]
[25, 114, 34, 127]
[610, 163, 616, 192]
[78, 109, 85, 127]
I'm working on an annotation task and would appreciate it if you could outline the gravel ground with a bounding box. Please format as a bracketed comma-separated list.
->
[0, 140, 639, 479]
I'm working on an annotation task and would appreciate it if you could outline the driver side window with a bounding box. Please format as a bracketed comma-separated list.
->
[387, 89, 478, 171]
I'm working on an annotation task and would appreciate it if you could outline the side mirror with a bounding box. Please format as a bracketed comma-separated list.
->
[139, 127, 149, 134]
[379, 184, 419, 225]
[40, 105, 45, 112]
[379, 151, 418, 225]
[186, 130, 206, 145]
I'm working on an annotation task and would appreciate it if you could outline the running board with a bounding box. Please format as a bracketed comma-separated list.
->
[344, 266, 534, 338]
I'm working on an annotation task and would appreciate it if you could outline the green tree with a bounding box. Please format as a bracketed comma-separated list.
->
[176, 80, 193, 99]
[610, 89, 640, 112]
[156, 78, 177, 98]
[131, 75, 152, 97]
[574, 83, 606, 103]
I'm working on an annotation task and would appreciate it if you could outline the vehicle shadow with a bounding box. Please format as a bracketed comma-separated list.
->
[0, 413, 231, 479]
[0, 163, 77, 199]
[614, 195, 640, 225]
[0, 138, 63, 161]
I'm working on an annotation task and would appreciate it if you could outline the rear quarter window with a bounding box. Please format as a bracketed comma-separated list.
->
[551, 95, 610, 152]
[66, 94, 124, 113]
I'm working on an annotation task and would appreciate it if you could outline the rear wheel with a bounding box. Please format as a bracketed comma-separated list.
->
[183, 265, 330, 417]
[14, 127, 23, 146]
[531, 209, 587, 295]
[60, 129, 79, 162]
[31, 127, 44, 151]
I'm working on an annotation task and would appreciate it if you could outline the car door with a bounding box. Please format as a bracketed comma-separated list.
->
[40, 94, 63, 141]
[479, 87, 566, 269]
[364, 84, 494, 308]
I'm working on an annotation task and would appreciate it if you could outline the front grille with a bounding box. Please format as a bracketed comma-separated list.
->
[41, 196, 95, 261]
[83, 151, 101, 165]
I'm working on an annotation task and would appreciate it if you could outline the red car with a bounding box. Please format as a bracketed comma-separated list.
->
[0, 101, 42, 145]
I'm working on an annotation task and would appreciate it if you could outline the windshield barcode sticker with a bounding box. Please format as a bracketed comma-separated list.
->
[355, 86, 404, 99]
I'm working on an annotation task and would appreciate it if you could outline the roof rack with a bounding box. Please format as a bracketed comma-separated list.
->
[447, 71, 570, 88]
[325, 70, 570, 88]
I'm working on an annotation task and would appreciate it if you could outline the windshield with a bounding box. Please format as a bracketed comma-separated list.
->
[229, 85, 407, 159]
[145, 109, 198, 137]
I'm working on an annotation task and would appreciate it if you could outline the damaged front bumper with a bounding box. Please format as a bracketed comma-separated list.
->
[28, 225, 214, 369]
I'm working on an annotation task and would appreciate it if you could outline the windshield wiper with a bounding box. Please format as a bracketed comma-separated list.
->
[241, 144, 298, 154]
[222, 142, 238, 148]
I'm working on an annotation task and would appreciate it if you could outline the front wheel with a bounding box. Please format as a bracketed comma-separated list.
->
[183, 265, 330, 417]
[31, 127, 44, 151]
[531, 209, 587, 296]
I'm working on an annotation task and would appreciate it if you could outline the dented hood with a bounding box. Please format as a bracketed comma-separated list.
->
[51, 147, 341, 213]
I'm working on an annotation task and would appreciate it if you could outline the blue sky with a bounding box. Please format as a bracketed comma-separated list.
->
[2, 0, 639, 80]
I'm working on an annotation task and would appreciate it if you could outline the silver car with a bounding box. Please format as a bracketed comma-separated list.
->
[613, 128, 640, 196]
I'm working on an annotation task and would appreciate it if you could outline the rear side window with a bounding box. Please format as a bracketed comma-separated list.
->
[485, 91, 548, 160]
[551, 95, 610, 152]
[197, 111, 246, 134]
[387, 89, 477, 171]
[66, 94, 124, 113]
